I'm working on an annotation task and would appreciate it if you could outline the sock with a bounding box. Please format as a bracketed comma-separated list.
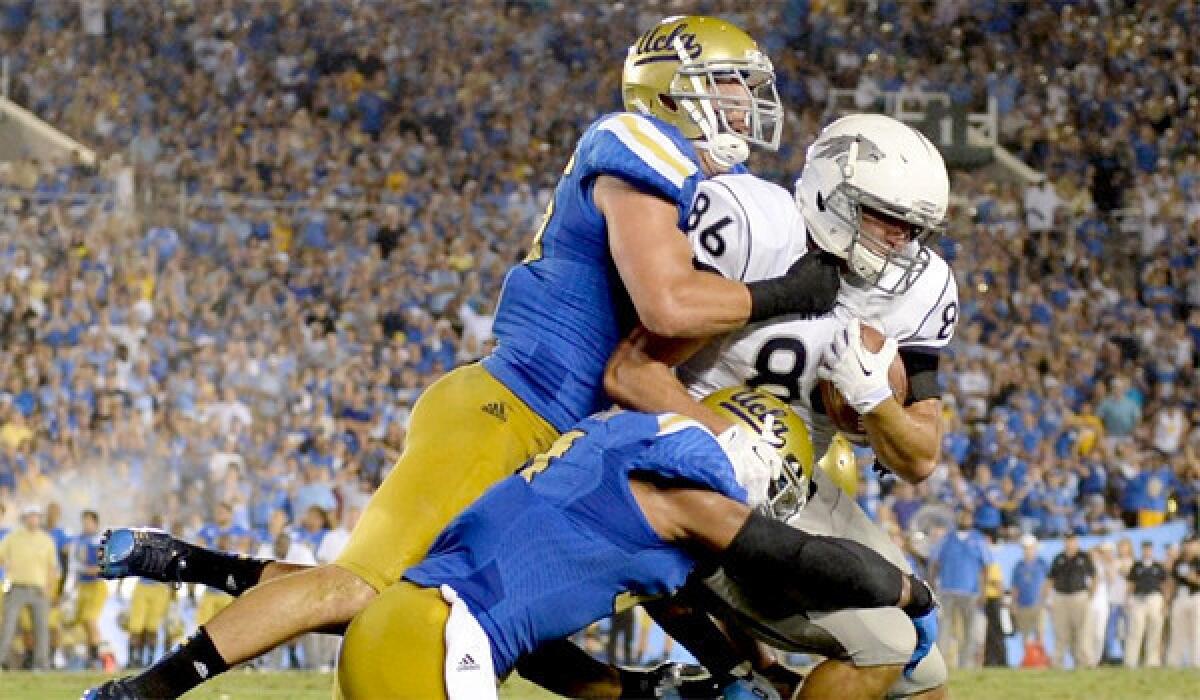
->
[181, 547, 269, 595]
[143, 642, 156, 666]
[128, 640, 140, 668]
[127, 626, 230, 698]
[88, 644, 100, 662]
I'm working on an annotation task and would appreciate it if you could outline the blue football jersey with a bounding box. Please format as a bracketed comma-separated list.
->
[405, 410, 747, 676]
[484, 112, 743, 431]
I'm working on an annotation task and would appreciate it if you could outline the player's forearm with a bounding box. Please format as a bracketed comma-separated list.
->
[655, 253, 842, 337]
[604, 330, 731, 434]
[638, 272, 753, 338]
[862, 399, 941, 483]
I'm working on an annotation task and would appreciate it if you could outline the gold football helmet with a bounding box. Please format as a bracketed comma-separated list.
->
[702, 386, 813, 520]
[816, 432, 859, 497]
[622, 15, 783, 168]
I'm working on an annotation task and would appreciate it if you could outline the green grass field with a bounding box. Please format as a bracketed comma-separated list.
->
[8, 668, 1199, 700]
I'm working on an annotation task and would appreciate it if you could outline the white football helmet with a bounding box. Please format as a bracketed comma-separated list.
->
[795, 114, 949, 294]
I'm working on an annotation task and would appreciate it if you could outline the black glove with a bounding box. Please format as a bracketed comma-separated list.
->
[746, 251, 841, 322]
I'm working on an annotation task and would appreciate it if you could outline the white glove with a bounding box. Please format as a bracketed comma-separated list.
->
[817, 319, 898, 415]
[715, 416, 783, 508]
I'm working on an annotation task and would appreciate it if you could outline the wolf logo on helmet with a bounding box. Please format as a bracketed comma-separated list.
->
[813, 134, 886, 166]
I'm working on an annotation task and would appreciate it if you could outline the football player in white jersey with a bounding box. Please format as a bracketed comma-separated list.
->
[605, 114, 956, 699]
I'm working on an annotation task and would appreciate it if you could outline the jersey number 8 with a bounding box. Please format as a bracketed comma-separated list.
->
[746, 337, 807, 403]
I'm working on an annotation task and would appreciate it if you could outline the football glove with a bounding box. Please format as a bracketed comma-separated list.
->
[818, 319, 898, 415]
[904, 609, 939, 680]
[716, 416, 783, 509]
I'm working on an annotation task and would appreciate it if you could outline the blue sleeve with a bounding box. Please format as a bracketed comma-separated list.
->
[577, 114, 703, 230]
[633, 425, 747, 504]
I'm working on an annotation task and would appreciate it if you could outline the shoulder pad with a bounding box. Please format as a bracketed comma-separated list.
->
[894, 251, 958, 349]
[579, 113, 703, 227]
[688, 174, 806, 282]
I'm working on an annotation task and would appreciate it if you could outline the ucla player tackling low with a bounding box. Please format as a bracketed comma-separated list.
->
[605, 114, 957, 699]
[337, 389, 934, 699]
[85, 16, 842, 700]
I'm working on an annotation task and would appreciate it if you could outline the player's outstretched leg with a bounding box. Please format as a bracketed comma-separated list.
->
[83, 563, 377, 699]
[100, 528, 305, 596]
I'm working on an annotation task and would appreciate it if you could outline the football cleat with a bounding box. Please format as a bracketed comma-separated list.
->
[81, 678, 140, 700]
[99, 528, 192, 582]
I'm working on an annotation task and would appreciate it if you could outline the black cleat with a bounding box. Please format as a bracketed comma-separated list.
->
[82, 678, 141, 700]
[99, 528, 193, 582]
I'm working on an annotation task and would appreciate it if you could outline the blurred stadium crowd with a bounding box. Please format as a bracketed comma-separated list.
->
[0, 0, 1199, 673]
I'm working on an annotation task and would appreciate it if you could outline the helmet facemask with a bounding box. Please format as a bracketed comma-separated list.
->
[667, 39, 783, 168]
[820, 180, 938, 295]
[761, 453, 809, 521]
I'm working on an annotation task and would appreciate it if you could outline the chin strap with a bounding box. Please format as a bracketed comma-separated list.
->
[672, 37, 749, 168]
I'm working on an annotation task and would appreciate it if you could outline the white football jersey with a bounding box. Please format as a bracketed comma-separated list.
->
[678, 173, 958, 452]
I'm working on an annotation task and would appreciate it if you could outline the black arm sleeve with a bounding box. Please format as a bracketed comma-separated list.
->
[899, 347, 940, 404]
[719, 512, 926, 615]
[747, 252, 841, 322]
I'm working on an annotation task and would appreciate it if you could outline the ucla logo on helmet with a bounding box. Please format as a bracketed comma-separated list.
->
[632, 21, 702, 65]
[715, 388, 790, 449]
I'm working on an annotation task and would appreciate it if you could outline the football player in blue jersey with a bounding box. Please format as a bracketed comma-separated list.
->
[85, 16, 842, 700]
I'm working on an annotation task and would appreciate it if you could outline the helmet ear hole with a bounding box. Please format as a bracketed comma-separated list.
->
[816, 191, 826, 213]
[658, 94, 679, 113]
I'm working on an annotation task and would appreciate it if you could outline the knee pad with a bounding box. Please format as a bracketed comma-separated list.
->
[845, 607, 918, 667]
[803, 606, 917, 667]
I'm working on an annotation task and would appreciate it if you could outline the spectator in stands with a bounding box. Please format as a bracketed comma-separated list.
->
[1126, 540, 1168, 668]
[1097, 377, 1141, 450]
[0, 504, 58, 669]
[1023, 176, 1060, 235]
[1048, 533, 1097, 668]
